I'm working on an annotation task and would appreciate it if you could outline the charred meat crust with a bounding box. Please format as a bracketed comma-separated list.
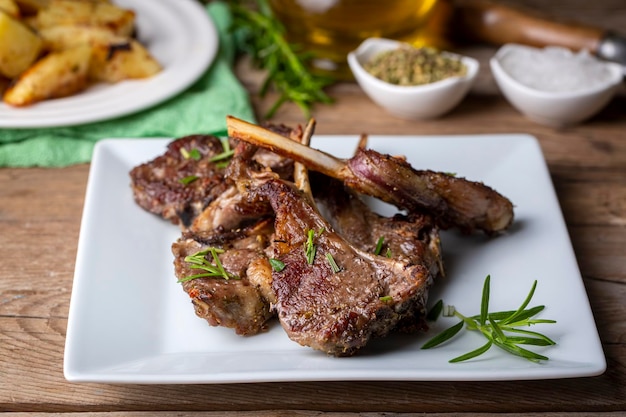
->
[129, 134, 230, 227]
[346, 149, 514, 234]
[172, 219, 276, 336]
[129, 124, 301, 229]
[251, 178, 439, 356]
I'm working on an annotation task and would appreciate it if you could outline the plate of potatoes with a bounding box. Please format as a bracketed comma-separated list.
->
[0, 0, 217, 127]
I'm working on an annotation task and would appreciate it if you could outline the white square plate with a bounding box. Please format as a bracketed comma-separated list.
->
[64, 134, 606, 383]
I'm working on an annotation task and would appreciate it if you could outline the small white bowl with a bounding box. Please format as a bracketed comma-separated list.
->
[490, 44, 623, 127]
[347, 38, 479, 120]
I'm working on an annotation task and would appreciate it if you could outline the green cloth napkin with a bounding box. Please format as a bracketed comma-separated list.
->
[0, 1, 255, 168]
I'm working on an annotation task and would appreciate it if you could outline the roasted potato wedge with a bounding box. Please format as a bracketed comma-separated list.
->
[14, 0, 112, 18]
[0, 0, 19, 17]
[39, 24, 122, 51]
[1, 0, 160, 106]
[89, 39, 161, 83]
[38, 25, 161, 82]
[4, 45, 91, 106]
[0, 10, 42, 78]
[14, 0, 49, 15]
[35, 0, 135, 36]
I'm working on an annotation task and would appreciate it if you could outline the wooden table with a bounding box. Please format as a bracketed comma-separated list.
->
[1, 0, 625, 415]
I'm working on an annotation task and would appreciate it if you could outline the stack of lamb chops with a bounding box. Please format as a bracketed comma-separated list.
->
[130, 116, 514, 356]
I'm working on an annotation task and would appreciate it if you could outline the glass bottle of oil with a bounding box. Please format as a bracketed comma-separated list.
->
[269, 0, 444, 79]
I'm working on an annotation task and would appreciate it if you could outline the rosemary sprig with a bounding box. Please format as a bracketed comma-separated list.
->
[374, 236, 393, 258]
[178, 175, 199, 185]
[178, 247, 238, 282]
[209, 137, 234, 168]
[229, 0, 334, 119]
[425, 299, 443, 322]
[325, 253, 341, 273]
[269, 258, 285, 272]
[304, 228, 317, 264]
[374, 236, 385, 256]
[209, 150, 235, 163]
[421, 275, 556, 363]
[180, 147, 201, 161]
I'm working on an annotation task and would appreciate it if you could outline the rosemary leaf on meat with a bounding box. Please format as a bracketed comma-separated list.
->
[179, 175, 199, 185]
[374, 235, 392, 258]
[374, 236, 385, 255]
[179, 247, 238, 282]
[421, 275, 556, 363]
[209, 150, 234, 163]
[305, 228, 317, 264]
[209, 149, 235, 163]
[325, 253, 341, 273]
[180, 147, 201, 161]
[269, 258, 286, 272]
[209, 138, 234, 168]
[229, 0, 334, 119]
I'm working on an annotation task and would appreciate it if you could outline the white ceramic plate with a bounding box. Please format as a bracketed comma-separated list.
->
[0, 0, 217, 128]
[64, 134, 606, 383]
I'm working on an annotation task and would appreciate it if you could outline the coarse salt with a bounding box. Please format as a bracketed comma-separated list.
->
[497, 45, 615, 93]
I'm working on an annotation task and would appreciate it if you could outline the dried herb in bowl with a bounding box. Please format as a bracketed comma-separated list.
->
[364, 46, 467, 86]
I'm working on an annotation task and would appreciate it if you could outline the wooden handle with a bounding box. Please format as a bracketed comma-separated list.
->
[453, 0, 605, 53]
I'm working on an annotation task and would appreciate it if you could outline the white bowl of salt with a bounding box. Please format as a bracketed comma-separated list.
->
[490, 43, 623, 127]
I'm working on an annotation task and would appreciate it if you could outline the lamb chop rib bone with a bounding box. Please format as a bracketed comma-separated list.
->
[227, 116, 514, 235]
[293, 118, 316, 197]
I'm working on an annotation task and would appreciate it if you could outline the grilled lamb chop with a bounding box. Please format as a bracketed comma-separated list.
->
[227, 116, 514, 235]
[249, 176, 438, 356]
[130, 124, 302, 228]
[130, 134, 230, 227]
[312, 174, 443, 333]
[172, 218, 276, 335]
[302, 131, 443, 333]
[170, 124, 312, 335]
[170, 120, 441, 347]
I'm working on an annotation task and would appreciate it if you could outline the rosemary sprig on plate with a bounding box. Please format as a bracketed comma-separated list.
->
[421, 275, 556, 363]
